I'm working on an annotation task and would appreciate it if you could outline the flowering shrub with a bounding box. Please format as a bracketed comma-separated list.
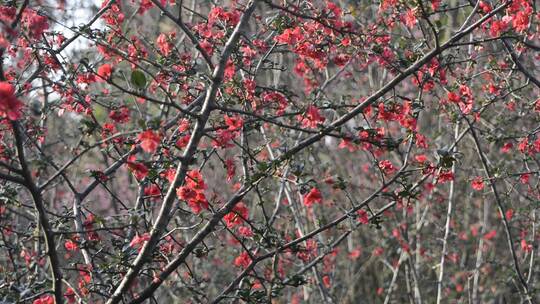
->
[0, 0, 539, 303]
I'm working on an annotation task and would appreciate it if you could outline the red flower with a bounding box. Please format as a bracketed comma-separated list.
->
[78, 264, 92, 285]
[275, 27, 303, 45]
[144, 184, 161, 199]
[521, 239, 533, 253]
[224, 59, 236, 81]
[102, 2, 124, 26]
[175, 134, 191, 149]
[303, 187, 322, 207]
[0, 81, 23, 120]
[238, 226, 254, 237]
[298, 105, 325, 129]
[381, 0, 397, 10]
[372, 247, 384, 256]
[208, 6, 239, 26]
[185, 170, 206, 190]
[178, 119, 190, 132]
[512, 7, 532, 33]
[357, 209, 369, 224]
[234, 251, 252, 268]
[64, 287, 76, 304]
[176, 170, 209, 214]
[127, 156, 149, 180]
[186, 191, 209, 214]
[156, 33, 172, 56]
[483, 229, 497, 240]
[22, 9, 49, 39]
[108, 106, 130, 123]
[33, 295, 54, 304]
[225, 159, 236, 181]
[224, 114, 244, 131]
[431, 0, 442, 10]
[212, 129, 236, 148]
[479, 1, 492, 13]
[437, 170, 454, 183]
[534, 99, 540, 112]
[261, 91, 288, 113]
[501, 142, 513, 153]
[348, 248, 362, 260]
[322, 275, 331, 288]
[97, 63, 112, 79]
[404, 9, 417, 28]
[138, 0, 155, 15]
[101, 122, 116, 137]
[137, 130, 161, 153]
[378, 160, 397, 175]
[160, 168, 176, 183]
[489, 19, 509, 37]
[471, 177, 484, 191]
[415, 154, 427, 163]
[520, 173, 530, 184]
[505, 208, 514, 221]
[200, 39, 213, 56]
[447, 91, 460, 103]
[176, 185, 197, 201]
[65, 239, 78, 251]
[333, 53, 350, 66]
[338, 139, 356, 152]
[297, 239, 318, 262]
[241, 45, 257, 64]
[518, 138, 529, 154]
[224, 202, 249, 228]
[129, 233, 150, 248]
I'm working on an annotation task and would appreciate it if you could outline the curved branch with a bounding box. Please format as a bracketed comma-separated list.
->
[465, 117, 533, 303]
[11, 121, 64, 304]
[105, 2, 259, 303]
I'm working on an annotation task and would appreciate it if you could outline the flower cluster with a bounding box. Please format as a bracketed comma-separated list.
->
[176, 170, 209, 214]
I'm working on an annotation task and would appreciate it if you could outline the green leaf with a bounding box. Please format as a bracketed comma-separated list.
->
[257, 162, 268, 171]
[131, 69, 147, 89]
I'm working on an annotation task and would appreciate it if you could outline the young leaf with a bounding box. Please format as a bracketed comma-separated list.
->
[131, 69, 147, 89]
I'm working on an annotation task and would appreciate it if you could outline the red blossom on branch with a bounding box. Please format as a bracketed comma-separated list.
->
[298, 105, 325, 129]
[97, 63, 113, 80]
[137, 130, 161, 153]
[0, 81, 23, 120]
[224, 202, 249, 228]
[176, 170, 209, 214]
[234, 251, 252, 268]
[303, 187, 323, 207]
[1, 1, 539, 303]
[129, 233, 151, 249]
[471, 177, 485, 191]
[33, 295, 54, 304]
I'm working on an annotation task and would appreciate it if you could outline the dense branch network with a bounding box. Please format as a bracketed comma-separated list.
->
[0, 0, 539, 303]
